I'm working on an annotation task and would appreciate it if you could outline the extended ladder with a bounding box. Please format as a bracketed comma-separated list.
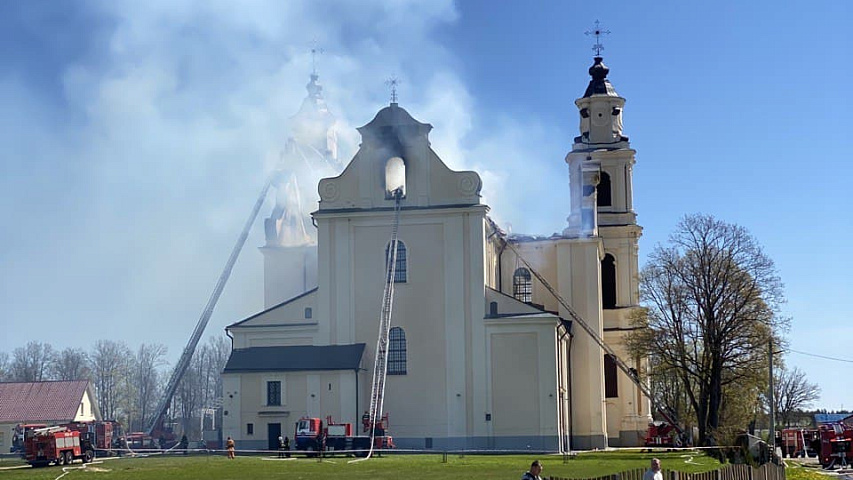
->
[146, 175, 275, 437]
[356, 190, 403, 462]
[492, 221, 682, 436]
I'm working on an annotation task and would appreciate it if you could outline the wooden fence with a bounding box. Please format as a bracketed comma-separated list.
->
[551, 463, 785, 480]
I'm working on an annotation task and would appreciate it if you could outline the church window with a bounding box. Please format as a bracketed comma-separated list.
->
[489, 302, 498, 316]
[513, 268, 532, 303]
[385, 241, 407, 283]
[601, 254, 616, 309]
[604, 354, 618, 398]
[385, 156, 406, 198]
[267, 381, 282, 406]
[247, 423, 254, 435]
[304, 307, 312, 319]
[388, 327, 407, 375]
[597, 171, 612, 207]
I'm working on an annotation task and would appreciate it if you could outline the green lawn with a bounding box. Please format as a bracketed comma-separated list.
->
[0, 451, 723, 480]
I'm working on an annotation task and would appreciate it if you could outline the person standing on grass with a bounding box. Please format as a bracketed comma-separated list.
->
[644, 458, 663, 480]
[521, 460, 544, 480]
[225, 436, 236, 459]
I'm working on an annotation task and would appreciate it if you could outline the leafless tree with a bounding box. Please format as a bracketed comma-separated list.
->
[9, 341, 55, 382]
[0, 351, 10, 381]
[769, 366, 820, 428]
[92, 340, 131, 421]
[129, 343, 167, 432]
[631, 214, 785, 446]
[51, 347, 91, 381]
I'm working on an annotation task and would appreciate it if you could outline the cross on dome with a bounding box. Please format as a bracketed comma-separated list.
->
[584, 20, 611, 56]
[385, 76, 401, 104]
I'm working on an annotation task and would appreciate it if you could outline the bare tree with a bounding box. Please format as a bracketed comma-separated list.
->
[51, 347, 91, 381]
[10, 341, 55, 382]
[770, 366, 820, 428]
[0, 351, 10, 381]
[631, 214, 785, 446]
[129, 343, 167, 432]
[92, 340, 131, 421]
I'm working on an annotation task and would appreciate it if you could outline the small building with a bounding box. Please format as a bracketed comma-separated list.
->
[0, 380, 101, 451]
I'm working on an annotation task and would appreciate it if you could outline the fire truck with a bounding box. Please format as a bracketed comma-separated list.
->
[780, 428, 820, 458]
[645, 421, 682, 447]
[64, 420, 121, 453]
[295, 414, 394, 457]
[818, 423, 853, 469]
[24, 426, 95, 467]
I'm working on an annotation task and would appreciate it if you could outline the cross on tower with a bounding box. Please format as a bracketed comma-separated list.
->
[584, 20, 611, 56]
[385, 76, 401, 104]
[310, 40, 324, 75]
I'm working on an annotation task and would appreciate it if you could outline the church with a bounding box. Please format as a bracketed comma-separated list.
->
[221, 55, 652, 451]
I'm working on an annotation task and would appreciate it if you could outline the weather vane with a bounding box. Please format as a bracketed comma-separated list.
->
[385, 76, 401, 103]
[584, 20, 610, 56]
[310, 39, 324, 75]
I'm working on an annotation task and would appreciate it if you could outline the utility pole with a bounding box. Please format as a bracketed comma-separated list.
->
[768, 337, 776, 455]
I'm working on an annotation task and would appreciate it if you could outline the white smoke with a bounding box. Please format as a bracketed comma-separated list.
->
[0, 0, 569, 358]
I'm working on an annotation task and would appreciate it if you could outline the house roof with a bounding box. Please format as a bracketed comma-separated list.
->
[815, 413, 851, 424]
[223, 344, 366, 373]
[0, 380, 91, 423]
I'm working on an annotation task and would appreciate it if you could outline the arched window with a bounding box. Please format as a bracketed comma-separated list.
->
[513, 267, 532, 303]
[597, 171, 612, 207]
[388, 327, 407, 375]
[385, 240, 407, 283]
[601, 254, 616, 309]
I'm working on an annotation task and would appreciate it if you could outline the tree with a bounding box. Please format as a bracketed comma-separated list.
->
[0, 351, 10, 381]
[770, 366, 820, 428]
[9, 341, 55, 382]
[51, 347, 91, 381]
[92, 340, 131, 421]
[128, 343, 167, 432]
[631, 214, 785, 446]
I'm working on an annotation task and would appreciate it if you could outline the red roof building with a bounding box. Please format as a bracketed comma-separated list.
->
[0, 380, 101, 451]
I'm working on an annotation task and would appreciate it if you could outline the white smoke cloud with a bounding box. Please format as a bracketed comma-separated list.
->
[0, 0, 567, 358]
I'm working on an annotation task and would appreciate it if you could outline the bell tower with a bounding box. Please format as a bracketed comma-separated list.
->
[260, 68, 340, 308]
[562, 49, 651, 446]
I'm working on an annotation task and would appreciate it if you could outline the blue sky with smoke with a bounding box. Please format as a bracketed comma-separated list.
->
[1, 0, 851, 410]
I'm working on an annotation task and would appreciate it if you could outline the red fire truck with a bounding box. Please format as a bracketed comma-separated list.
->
[24, 426, 95, 467]
[780, 428, 820, 458]
[295, 414, 394, 456]
[818, 423, 853, 469]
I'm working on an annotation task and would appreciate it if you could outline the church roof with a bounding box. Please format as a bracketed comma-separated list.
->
[356, 102, 432, 149]
[222, 344, 366, 373]
[226, 287, 318, 329]
[583, 57, 619, 98]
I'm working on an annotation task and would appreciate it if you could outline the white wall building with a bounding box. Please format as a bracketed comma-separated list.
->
[222, 56, 651, 451]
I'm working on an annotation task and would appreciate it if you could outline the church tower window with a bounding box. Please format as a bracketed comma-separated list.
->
[388, 327, 407, 375]
[513, 267, 532, 303]
[385, 241, 407, 283]
[604, 354, 618, 398]
[601, 254, 616, 309]
[597, 171, 612, 207]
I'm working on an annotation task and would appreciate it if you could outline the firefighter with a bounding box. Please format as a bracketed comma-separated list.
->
[225, 436, 235, 459]
[283, 436, 290, 458]
[278, 436, 285, 458]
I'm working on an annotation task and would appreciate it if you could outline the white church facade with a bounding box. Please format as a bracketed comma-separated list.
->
[221, 56, 651, 451]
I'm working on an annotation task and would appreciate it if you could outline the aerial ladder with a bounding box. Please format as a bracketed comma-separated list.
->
[490, 220, 683, 444]
[146, 174, 276, 438]
[353, 189, 403, 462]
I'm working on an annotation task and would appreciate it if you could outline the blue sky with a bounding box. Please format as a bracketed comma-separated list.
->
[1, 1, 850, 411]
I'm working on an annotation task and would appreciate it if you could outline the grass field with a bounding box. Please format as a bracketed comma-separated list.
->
[0, 450, 725, 480]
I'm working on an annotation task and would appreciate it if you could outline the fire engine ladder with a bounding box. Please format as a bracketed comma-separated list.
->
[492, 223, 682, 438]
[352, 190, 403, 462]
[146, 174, 275, 437]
